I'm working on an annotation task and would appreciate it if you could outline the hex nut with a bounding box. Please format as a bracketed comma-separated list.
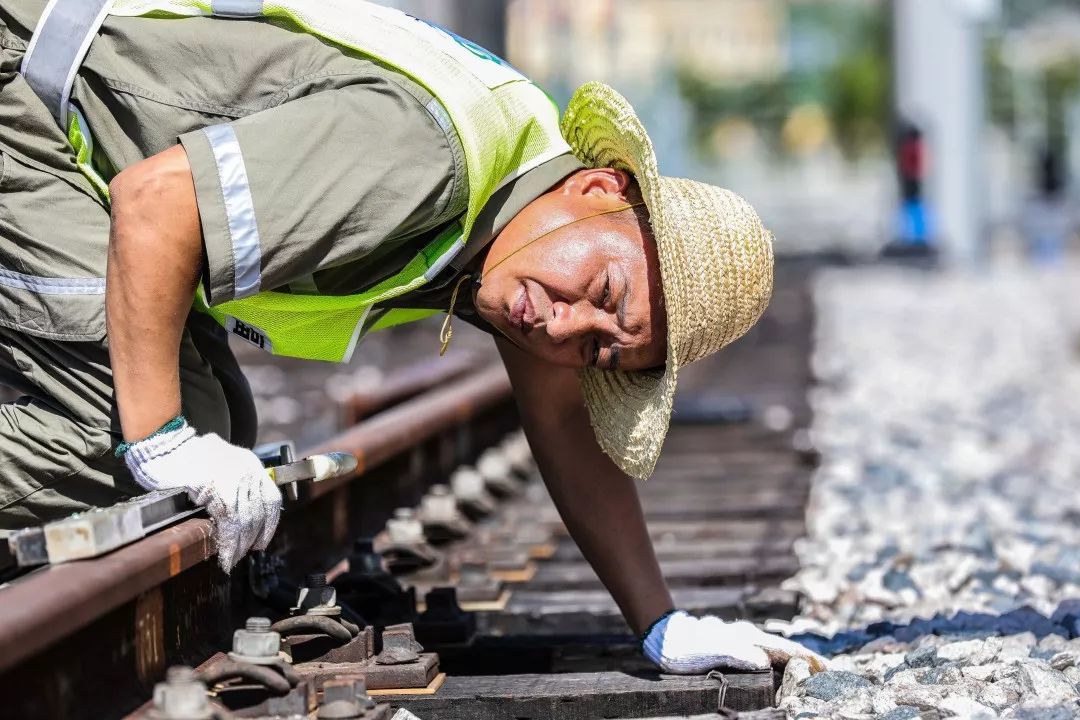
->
[450, 468, 486, 499]
[387, 509, 425, 545]
[294, 580, 340, 616]
[476, 449, 512, 481]
[228, 616, 282, 665]
[420, 492, 460, 523]
[150, 666, 213, 720]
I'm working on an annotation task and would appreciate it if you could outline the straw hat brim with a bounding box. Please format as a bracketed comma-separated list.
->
[559, 82, 681, 481]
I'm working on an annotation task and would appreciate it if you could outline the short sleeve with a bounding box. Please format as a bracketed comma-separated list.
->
[179, 80, 465, 305]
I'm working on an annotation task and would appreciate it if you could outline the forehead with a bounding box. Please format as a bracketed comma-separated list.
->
[556, 213, 647, 264]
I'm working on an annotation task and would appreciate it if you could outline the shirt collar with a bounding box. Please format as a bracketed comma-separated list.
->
[450, 153, 584, 275]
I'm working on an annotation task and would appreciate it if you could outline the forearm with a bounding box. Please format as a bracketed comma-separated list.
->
[497, 339, 673, 635]
[106, 146, 204, 441]
[529, 413, 674, 635]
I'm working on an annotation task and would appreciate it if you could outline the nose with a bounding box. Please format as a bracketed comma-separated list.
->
[547, 300, 609, 344]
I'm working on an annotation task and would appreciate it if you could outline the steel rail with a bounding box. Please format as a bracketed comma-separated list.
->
[344, 351, 479, 422]
[303, 363, 512, 500]
[0, 362, 513, 676]
[0, 518, 214, 674]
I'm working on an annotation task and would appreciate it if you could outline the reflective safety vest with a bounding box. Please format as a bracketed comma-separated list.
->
[22, 0, 571, 361]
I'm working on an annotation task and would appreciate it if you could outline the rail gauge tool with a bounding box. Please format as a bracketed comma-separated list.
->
[5, 445, 358, 567]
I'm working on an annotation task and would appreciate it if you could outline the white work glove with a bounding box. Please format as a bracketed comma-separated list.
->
[642, 610, 828, 675]
[123, 418, 282, 572]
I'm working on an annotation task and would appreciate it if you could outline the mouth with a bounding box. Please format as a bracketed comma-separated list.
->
[508, 282, 542, 335]
[509, 286, 527, 331]
[520, 283, 538, 333]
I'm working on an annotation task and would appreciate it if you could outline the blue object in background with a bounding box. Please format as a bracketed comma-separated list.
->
[895, 199, 934, 247]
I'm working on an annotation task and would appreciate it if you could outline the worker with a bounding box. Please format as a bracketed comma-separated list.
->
[0, 0, 824, 675]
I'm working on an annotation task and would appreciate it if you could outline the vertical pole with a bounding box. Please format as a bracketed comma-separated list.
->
[893, 0, 996, 264]
[385, 0, 507, 59]
[449, 0, 509, 58]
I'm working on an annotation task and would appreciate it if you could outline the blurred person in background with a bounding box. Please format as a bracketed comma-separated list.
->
[1022, 145, 1071, 264]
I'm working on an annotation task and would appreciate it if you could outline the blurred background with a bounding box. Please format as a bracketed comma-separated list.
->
[391, 0, 1080, 263]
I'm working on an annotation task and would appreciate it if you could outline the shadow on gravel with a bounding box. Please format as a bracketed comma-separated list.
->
[794, 600, 1080, 656]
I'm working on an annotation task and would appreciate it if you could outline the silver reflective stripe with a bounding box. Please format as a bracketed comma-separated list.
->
[203, 123, 263, 299]
[341, 304, 374, 364]
[425, 97, 454, 136]
[20, 0, 115, 128]
[423, 238, 466, 282]
[0, 268, 105, 295]
[211, 0, 263, 17]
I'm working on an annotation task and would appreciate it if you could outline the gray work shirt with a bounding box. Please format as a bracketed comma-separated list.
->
[0, 1, 581, 342]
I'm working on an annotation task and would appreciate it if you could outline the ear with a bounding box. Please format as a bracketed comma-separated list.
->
[561, 168, 631, 201]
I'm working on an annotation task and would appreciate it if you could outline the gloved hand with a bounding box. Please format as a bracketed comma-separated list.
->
[642, 610, 828, 675]
[122, 417, 282, 572]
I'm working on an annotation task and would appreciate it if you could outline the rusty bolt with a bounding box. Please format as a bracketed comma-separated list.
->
[375, 623, 423, 665]
[150, 666, 213, 720]
[228, 616, 281, 665]
[317, 677, 376, 719]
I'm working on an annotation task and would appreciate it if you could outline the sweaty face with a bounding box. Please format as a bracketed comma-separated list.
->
[474, 168, 667, 371]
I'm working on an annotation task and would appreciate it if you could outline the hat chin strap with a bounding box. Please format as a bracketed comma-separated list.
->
[479, 202, 646, 282]
[438, 273, 472, 356]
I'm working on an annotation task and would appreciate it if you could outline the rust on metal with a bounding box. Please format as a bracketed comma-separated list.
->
[294, 653, 439, 691]
[0, 518, 214, 675]
[0, 261, 821, 717]
[345, 352, 477, 423]
[0, 363, 514, 680]
[304, 364, 512, 498]
[134, 587, 167, 686]
[283, 627, 376, 665]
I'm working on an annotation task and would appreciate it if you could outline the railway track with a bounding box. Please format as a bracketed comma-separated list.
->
[0, 259, 818, 720]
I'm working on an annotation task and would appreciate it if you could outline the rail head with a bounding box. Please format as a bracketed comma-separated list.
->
[303, 363, 512, 500]
[345, 351, 479, 422]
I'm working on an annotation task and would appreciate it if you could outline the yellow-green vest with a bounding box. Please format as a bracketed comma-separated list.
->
[34, 0, 571, 362]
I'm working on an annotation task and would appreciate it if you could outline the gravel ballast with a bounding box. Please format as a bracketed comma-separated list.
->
[771, 267, 1080, 718]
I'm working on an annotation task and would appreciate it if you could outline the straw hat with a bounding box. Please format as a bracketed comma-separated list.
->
[560, 82, 774, 480]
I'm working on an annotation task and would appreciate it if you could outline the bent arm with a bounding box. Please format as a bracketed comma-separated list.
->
[107, 146, 203, 441]
[496, 337, 673, 635]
